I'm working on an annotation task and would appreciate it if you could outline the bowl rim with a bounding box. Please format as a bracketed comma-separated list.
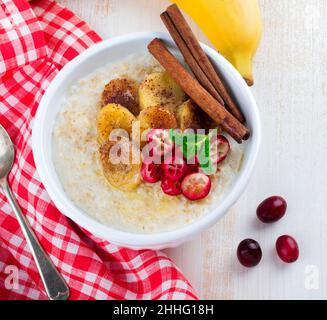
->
[32, 31, 261, 248]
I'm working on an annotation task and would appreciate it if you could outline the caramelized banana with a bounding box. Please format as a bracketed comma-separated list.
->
[138, 105, 178, 138]
[97, 103, 136, 144]
[176, 100, 202, 131]
[101, 78, 140, 116]
[99, 139, 141, 191]
[139, 72, 186, 111]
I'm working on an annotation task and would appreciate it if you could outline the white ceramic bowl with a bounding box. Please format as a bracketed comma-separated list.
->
[32, 32, 261, 250]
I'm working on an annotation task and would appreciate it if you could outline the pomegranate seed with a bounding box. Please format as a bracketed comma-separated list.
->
[257, 196, 287, 223]
[276, 235, 299, 263]
[237, 239, 262, 268]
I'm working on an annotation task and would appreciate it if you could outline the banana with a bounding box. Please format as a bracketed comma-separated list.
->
[139, 72, 186, 111]
[173, 0, 262, 85]
[101, 78, 140, 116]
[97, 103, 136, 144]
[100, 139, 141, 191]
[176, 100, 201, 131]
[138, 105, 178, 136]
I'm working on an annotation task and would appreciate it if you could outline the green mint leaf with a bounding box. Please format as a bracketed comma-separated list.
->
[169, 130, 217, 175]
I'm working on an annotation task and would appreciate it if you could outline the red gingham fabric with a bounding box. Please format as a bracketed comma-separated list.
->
[0, 0, 198, 300]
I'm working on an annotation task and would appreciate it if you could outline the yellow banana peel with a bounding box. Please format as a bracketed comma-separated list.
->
[172, 0, 262, 86]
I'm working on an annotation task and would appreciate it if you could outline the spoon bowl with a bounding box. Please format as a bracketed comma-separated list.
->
[0, 125, 14, 179]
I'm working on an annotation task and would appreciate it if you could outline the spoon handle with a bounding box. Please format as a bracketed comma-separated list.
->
[1, 179, 70, 300]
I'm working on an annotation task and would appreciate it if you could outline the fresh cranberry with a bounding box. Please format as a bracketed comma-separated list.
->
[209, 134, 231, 164]
[147, 129, 173, 158]
[257, 196, 287, 223]
[161, 177, 182, 196]
[185, 162, 200, 175]
[276, 235, 299, 263]
[216, 135, 231, 163]
[186, 155, 200, 170]
[181, 173, 211, 201]
[169, 144, 184, 162]
[141, 162, 161, 183]
[162, 157, 187, 181]
[237, 239, 262, 268]
[147, 128, 169, 144]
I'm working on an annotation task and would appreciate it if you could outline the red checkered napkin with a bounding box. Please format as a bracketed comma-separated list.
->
[0, 0, 197, 300]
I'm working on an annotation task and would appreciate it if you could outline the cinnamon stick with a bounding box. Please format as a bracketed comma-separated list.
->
[161, 12, 225, 106]
[165, 4, 245, 123]
[148, 39, 250, 143]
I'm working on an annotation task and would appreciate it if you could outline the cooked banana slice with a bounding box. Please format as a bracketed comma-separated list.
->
[97, 103, 136, 144]
[176, 100, 202, 131]
[100, 139, 141, 191]
[138, 105, 178, 137]
[139, 72, 186, 111]
[101, 78, 140, 116]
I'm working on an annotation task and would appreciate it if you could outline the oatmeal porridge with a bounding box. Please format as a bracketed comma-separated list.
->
[52, 53, 244, 234]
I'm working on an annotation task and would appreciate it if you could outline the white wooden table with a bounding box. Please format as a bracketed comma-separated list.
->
[57, 0, 327, 299]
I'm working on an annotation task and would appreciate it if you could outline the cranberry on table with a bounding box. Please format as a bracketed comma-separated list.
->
[141, 162, 161, 183]
[181, 173, 211, 201]
[276, 235, 299, 263]
[237, 239, 262, 268]
[256, 196, 287, 223]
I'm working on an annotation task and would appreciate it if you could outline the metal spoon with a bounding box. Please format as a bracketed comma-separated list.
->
[0, 125, 70, 300]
